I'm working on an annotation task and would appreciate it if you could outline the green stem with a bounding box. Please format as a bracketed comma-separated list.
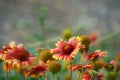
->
[53, 74, 57, 80]
[78, 71, 81, 80]
[21, 66, 26, 80]
[6, 63, 8, 80]
[70, 60, 72, 80]
[108, 71, 110, 80]
[46, 71, 48, 80]
[80, 50, 85, 80]
[39, 76, 43, 80]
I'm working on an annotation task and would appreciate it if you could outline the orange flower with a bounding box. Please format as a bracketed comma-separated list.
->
[4, 42, 36, 72]
[82, 72, 92, 80]
[51, 37, 84, 60]
[26, 60, 46, 78]
[0, 42, 14, 60]
[88, 50, 107, 61]
[70, 64, 92, 71]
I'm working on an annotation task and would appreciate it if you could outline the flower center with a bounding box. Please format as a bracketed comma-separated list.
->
[16, 49, 29, 61]
[62, 44, 74, 55]
[36, 66, 45, 72]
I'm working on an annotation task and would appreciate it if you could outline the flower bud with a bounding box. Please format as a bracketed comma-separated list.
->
[62, 29, 72, 40]
[39, 50, 53, 63]
[79, 35, 91, 46]
[105, 64, 114, 71]
[48, 60, 61, 74]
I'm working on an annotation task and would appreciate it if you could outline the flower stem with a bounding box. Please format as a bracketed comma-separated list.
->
[53, 74, 57, 80]
[70, 60, 72, 80]
[108, 71, 110, 80]
[46, 71, 48, 80]
[21, 66, 26, 80]
[80, 50, 86, 80]
[39, 77, 43, 80]
[6, 63, 8, 80]
[78, 71, 81, 80]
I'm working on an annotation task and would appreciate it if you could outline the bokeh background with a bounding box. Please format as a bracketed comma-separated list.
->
[0, 0, 120, 53]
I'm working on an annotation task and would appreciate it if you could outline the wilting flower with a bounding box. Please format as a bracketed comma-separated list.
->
[4, 42, 36, 72]
[51, 37, 84, 60]
[26, 60, 47, 78]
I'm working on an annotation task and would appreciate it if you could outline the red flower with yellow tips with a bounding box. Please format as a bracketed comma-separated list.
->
[0, 41, 14, 60]
[51, 37, 84, 60]
[68, 64, 92, 71]
[26, 60, 47, 78]
[82, 72, 92, 80]
[4, 42, 36, 72]
[88, 50, 107, 61]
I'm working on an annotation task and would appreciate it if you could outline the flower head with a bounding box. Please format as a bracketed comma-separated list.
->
[88, 50, 107, 61]
[39, 50, 53, 63]
[4, 42, 36, 72]
[0, 42, 14, 60]
[105, 63, 114, 71]
[62, 28, 72, 40]
[26, 60, 46, 78]
[79, 35, 91, 46]
[70, 64, 92, 71]
[93, 59, 106, 70]
[51, 37, 83, 60]
[82, 72, 92, 80]
[47, 60, 61, 74]
[110, 60, 119, 70]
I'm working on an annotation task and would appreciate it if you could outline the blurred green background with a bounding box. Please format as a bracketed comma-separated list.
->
[0, 0, 120, 58]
